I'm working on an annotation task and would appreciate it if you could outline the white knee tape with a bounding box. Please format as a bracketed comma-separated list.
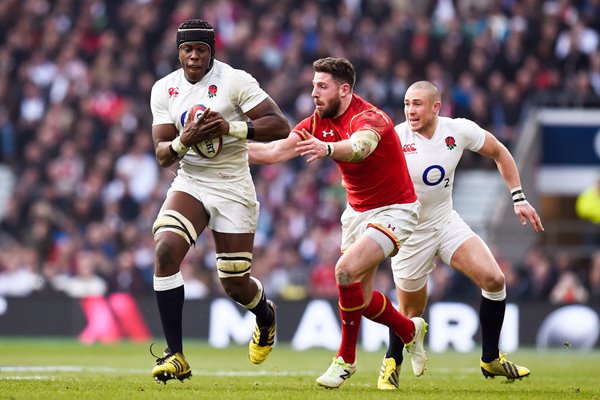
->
[482, 286, 506, 301]
[241, 276, 264, 309]
[152, 209, 198, 246]
[216, 252, 253, 278]
[153, 271, 184, 291]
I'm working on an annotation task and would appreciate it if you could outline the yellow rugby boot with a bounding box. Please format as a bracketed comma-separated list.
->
[248, 300, 276, 364]
[377, 357, 400, 390]
[480, 353, 530, 381]
[151, 346, 191, 384]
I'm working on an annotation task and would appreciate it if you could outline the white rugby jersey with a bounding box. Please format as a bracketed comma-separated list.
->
[150, 60, 268, 182]
[395, 116, 486, 230]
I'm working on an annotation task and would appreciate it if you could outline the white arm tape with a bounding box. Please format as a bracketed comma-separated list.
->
[510, 186, 527, 204]
[228, 121, 249, 139]
[170, 136, 189, 156]
[347, 130, 379, 162]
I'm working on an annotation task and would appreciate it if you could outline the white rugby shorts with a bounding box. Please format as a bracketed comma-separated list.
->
[392, 210, 477, 291]
[340, 201, 420, 254]
[167, 168, 259, 233]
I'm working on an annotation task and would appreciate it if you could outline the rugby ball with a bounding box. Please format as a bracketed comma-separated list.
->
[192, 136, 223, 159]
[181, 104, 207, 126]
[181, 104, 223, 159]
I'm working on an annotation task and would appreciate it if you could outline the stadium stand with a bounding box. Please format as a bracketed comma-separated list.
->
[0, 0, 598, 303]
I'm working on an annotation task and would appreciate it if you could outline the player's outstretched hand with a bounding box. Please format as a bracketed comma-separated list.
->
[514, 202, 544, 232]
[295, 129, 328, 163]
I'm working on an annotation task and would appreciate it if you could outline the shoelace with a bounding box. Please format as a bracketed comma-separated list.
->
[149, 342, 169, 365]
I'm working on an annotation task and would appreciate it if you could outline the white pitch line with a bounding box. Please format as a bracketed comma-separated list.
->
[0, 365, 317, 377]
[1, 375, 56, 380]
[0, 365, 480, 381]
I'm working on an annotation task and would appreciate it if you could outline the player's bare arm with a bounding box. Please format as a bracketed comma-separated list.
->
[478, 130, 544, 232]
[152, 124, 183, 168]
[248, 132, 302, 164]
[226, 97, 289, 142]
[296, 129, 380, 163]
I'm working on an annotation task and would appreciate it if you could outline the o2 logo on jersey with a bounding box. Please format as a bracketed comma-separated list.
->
[422, 165, 450, 187]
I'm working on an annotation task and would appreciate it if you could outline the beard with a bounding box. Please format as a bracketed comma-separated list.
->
[316, 96, 342, 119]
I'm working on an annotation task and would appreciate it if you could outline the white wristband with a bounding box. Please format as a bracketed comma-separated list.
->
[170, 136, 189, 156]
[228, 121, 249, 139]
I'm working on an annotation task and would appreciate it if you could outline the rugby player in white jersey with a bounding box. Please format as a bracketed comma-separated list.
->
[149, 19, 289, 383]
[376, 81, 544, 390]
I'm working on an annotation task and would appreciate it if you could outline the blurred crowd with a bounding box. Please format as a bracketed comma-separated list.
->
[0, 0, 599, 305]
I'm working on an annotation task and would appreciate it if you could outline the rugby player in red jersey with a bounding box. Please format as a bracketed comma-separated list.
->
[249, 57, 427, 389]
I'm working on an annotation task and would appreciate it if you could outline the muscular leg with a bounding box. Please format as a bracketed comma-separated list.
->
[214, 231, 274, 327]
[334, 235, 383, 364]
[338, 236, 416, 363]
[153, 192, 209, 354]
[450, 236, 506, 362]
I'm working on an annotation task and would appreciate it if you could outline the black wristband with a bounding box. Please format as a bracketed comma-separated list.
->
[246, 121, 255, 140]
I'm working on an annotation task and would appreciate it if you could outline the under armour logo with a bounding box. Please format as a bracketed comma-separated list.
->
[388, 224, 396, 231]
[342, 320, 355, 325]
[322, 130, 334, 137]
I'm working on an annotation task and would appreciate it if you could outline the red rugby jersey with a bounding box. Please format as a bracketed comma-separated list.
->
[294, 94, 416, 211]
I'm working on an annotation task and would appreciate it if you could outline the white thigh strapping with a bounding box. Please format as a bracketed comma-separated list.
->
[340, 201, 420, 254]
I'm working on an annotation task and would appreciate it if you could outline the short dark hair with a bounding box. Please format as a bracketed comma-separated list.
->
[177, 19, 215, 67]
[312, 57, 356, 89]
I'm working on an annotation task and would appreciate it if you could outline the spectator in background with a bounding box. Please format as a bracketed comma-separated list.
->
[113, 130, 159, 205]
[51, 251, 108, 298]
[107, 250, 150, 296]
[264, 245, 309, 301]
[0, 0, 598, 320]
[0, 106, 16, 163]
[180, 259, 210, 300]
[308, 235, 340, 299]
[0, 245, 44, 296]
[549, 251, 589, 304]
[550, 271, 590, 304]
[517, 245, 558, 301]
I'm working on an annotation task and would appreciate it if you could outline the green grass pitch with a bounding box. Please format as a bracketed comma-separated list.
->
[0, 338, 598, 400]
